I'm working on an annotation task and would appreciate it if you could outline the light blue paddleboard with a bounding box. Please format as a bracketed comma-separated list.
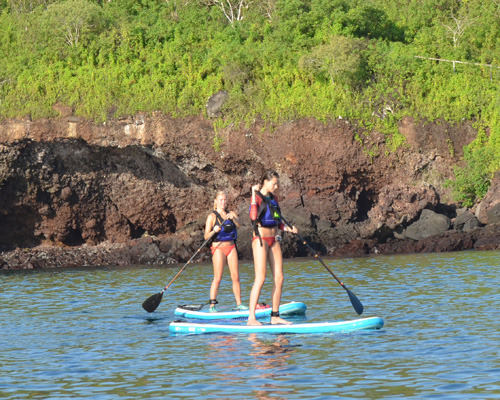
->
[174, 301, 307, 320]
[169, 316, 384, 334]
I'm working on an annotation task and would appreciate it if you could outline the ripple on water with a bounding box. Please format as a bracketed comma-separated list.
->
[0, 250, 499, 399]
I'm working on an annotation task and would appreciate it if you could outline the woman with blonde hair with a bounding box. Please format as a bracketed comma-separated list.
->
[204, 191, 247, 312]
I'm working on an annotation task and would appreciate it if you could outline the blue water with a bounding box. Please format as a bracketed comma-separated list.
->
[1, 250, 499, 399]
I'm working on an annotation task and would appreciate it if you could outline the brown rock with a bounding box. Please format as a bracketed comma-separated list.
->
[60, 187, 72, 201]
[472, 222, 500, 250]
[486, 203, 500, 225]
[334, 239, 375, 257]
[366, 183, 439, 231]
[0, 113, 493, 268]
[476, 171, 500, 224]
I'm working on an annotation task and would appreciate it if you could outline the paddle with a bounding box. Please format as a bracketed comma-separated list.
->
[255, 191, 364, 315]
[142, 218, 228, 313]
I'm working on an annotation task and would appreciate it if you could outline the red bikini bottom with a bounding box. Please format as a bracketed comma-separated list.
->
[211, 244, 236, 257]
[252, 236, 276, 247]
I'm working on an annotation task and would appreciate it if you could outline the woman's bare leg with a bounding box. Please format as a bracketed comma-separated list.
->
[226, 247, 242, 306]
[269, 243, 292, 325]
[248, 240, 268, 325]
[210, 250, 225, 307]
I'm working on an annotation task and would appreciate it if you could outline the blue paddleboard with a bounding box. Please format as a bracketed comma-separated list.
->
[174, 301, 307, 320]
[170, 316, 384, 334]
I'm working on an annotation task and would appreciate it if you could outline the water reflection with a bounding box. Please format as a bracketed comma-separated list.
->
[247, 334, 294, 369]
[247, 334, 297, 400]
[252, 387, 289, 400]
[206, 333, 298, 399]
[207, 335, 242, 384]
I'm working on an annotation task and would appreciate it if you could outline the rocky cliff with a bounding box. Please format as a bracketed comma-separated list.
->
[1, 114, 499, 269]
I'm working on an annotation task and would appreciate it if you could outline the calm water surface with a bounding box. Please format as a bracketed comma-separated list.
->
[1, 250, 499, 399]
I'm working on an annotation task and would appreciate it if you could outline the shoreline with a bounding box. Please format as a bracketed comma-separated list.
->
[2, 223, 498, 270]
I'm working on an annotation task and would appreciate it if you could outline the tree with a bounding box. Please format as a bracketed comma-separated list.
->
[7, 0, 54, 14]
[299, 36, 368, 88]
[31, 0, 104, 54]
[257, 0, 277, 22]
[203, 0, 253, 24]
[442, 12, 475, 48]
[341, 4, 405, 42]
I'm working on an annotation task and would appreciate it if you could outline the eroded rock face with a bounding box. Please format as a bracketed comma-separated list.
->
[399, 116, 477, 157]
[473, 223, 500, 250]
[476, 171, 500, 224]
[367, 183, 440, 232]
[0, 114, 497, 269]
[0, 139, 203, 250]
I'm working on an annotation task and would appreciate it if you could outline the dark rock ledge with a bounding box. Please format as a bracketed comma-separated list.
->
[0, 115, 499, 270]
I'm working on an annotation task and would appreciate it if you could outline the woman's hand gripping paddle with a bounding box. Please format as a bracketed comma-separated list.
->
[141, 219, 228, 313]
[255, 191, 364, 315]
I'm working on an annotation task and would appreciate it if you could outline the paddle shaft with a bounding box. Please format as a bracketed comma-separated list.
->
[280, 214, 345, 287]
[160, 218, 229, 294]
[142, 216, 231, 312]
[255, 191, 338, 275]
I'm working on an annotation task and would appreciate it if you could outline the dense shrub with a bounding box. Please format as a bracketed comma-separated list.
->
[0, 0, 498, 204]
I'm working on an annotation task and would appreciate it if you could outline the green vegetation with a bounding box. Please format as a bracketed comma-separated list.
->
[0, 0, 499, 204]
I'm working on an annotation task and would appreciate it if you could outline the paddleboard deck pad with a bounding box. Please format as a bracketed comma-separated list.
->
[174, 301, 307, 320]
[170, 316, 384, 334]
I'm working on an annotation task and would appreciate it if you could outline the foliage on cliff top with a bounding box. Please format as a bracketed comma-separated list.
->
[0, 0, 499, 204]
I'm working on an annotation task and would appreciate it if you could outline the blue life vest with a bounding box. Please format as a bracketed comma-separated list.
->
[212, 211, 237, 242]
[257, 194, 281, 227]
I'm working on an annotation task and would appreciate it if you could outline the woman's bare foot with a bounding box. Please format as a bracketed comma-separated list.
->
[247, 318, 263, 326]
[271, 316, 292, 325]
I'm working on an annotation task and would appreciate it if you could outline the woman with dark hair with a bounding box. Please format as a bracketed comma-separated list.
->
[247, 171, 298, 325]
[204, 191, 246, 312]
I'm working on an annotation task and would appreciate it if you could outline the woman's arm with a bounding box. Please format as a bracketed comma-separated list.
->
[204, 213, 220, 240]
[250, 185, 261, 221]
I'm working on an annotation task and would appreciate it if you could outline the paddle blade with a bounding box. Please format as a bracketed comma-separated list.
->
[346, 287, 364, 315]
[142, 292, 163, 313]
[178, 303, 206, 311]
